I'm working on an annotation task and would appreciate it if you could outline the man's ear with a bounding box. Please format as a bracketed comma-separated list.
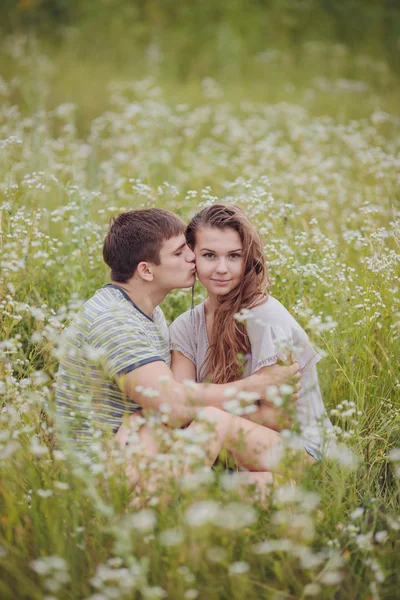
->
[136, 261, 154, 282]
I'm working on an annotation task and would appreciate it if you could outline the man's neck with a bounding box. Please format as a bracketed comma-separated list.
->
[110, 279, 166, 319]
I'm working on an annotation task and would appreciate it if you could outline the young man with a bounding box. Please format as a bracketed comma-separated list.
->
[55, 208, 300, 447]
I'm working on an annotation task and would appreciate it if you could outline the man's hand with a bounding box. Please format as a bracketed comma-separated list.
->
[248, 362, 302, 403]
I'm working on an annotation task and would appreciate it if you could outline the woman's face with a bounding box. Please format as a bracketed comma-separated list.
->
[193, 227, 244, 297]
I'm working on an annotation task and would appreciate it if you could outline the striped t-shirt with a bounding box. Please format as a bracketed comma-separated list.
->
[55, 284, 170, 444]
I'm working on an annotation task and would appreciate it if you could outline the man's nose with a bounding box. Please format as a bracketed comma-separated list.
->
[185, 247, 195, 262]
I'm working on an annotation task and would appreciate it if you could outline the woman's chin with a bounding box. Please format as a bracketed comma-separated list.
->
[208, 285, 232, 296]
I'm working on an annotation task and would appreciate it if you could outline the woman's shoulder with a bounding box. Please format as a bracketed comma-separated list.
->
[247, 295, 320, 370]
[249, 295, 296, 324]
[247, 295, 308, 340]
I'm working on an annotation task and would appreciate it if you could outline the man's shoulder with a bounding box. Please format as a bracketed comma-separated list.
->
[153, 305, 167, 322]
[153, 306, 169, 334]
[85, 286, 145, 329]
[83, 288, 119, 315]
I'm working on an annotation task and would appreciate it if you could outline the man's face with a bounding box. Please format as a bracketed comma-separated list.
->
[152, 234, 196, 291]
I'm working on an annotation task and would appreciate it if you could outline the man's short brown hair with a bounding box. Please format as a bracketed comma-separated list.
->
[103, 208, 185, 282]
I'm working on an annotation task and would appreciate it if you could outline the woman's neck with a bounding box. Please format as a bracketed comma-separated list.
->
[204, 293, 219, 317]
[205, 291, 268, 318]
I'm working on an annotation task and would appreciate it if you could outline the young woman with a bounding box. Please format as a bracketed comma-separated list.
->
[170, 204, 336, 462]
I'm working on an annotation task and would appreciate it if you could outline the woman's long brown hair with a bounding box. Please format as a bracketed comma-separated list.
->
[186, 204, 270, 384]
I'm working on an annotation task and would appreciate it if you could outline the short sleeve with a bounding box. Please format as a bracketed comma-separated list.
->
[88, 307, 165, 378]
[246, 314, 321, 374]
[245, 318, 281, 372]
[169, 313, 197, 366]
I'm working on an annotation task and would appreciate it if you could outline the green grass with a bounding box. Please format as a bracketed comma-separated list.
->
[0, 30, 399, 600]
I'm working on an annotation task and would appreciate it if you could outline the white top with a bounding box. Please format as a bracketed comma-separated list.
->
[170, 296, 335, 454]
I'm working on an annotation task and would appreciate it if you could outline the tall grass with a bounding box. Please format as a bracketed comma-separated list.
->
[0, 30, 399, 600]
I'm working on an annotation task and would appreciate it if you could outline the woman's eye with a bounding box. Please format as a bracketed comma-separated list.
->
[229, 253, 242, 259]
[203, 253, 215, 259]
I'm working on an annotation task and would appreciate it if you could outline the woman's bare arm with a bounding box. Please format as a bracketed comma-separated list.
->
[171, 350, 197, 383]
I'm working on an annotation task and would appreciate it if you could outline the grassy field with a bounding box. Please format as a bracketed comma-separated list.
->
[0, 26, 400, 600]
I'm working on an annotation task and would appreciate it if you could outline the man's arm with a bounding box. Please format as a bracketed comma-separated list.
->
[118, 359, 301, 428]
[170, 350, 294, 431]
[240, 404, 294, 432]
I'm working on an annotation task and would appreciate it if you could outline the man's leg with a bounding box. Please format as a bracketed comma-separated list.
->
[115, 415, 160, 489]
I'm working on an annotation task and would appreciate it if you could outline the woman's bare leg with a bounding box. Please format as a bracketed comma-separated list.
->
[220, 407, 316, 469]
[115, 407, 288, 501]
[228, 472, 276, 503]
[186, 407, 282, 472]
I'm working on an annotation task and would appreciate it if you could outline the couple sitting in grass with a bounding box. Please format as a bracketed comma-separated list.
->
[56, 204, 334, 500]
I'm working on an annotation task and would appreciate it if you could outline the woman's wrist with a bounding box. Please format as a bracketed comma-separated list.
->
[240, 372, 267, 398]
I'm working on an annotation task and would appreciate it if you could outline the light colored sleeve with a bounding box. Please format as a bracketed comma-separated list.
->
[246, 314, 321, 373]
[296, 361, 335, 453]
[169, 313, 197, 366]
[245, 318, 280, 372]
[88, 307, 165, 378]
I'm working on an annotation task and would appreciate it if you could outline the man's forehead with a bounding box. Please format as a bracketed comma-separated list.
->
[161, 234, 187, 253]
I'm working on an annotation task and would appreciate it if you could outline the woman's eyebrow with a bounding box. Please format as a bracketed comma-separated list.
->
[201, 247, 242, 252]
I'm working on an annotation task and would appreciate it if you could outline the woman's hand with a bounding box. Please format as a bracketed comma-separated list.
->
[248, 362, 302, 403]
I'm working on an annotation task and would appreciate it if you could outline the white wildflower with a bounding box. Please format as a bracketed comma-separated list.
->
[325, 443, 360, 471]
[205, 546, 227, 563]
[253, 539, 293, 554]
[303, 583, 321, 596]
[37, 489, 53, 498]
[54, 481, 69, 490]
[374, 530, 388, 544]
[158, 527, 184, 546]
[216, 502, 257, 530]
[320, 571, 343, 585]
[388, 448, 400, 462]
[143, 586, 167, 598]
[350, 507, 364, 520]
[228, 561, 250, 576]
[128, 509, 157, 533]
[223, 387, 237, 398]
[183, 379, 197, 389]
[180, 467, 215, 491]
[185, 500, 220, 528]
[184, 589, 199, 599]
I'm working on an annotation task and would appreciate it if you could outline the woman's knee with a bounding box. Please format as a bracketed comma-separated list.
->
[197, 406, 231, 425]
